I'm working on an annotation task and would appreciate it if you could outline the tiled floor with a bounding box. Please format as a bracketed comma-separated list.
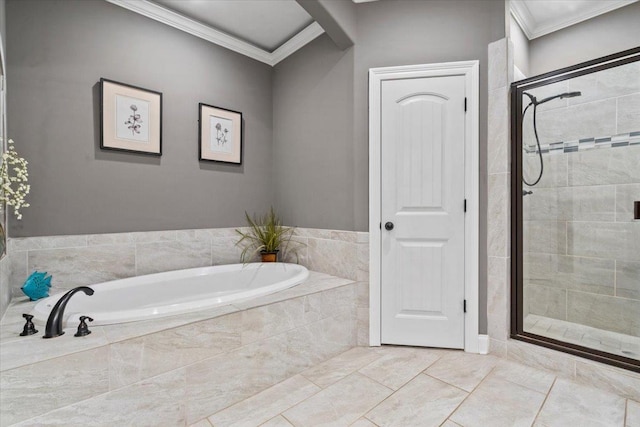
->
[190, 345, 638, 427]
[525, 314, 640, 361]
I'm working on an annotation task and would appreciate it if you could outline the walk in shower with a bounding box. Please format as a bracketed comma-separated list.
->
[511, 47, 640, 372]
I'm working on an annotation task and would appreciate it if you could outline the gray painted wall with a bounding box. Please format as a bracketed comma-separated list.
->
[274, 0, 506, 333]
[273, 35, 355, 230]
[7, 0, 274, 237]
[0, 0, 6, 321]
[529, 2, 640, 76]
[0, 0, 5, 54]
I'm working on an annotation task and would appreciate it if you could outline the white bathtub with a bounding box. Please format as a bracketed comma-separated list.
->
[32, 263, 309, 326]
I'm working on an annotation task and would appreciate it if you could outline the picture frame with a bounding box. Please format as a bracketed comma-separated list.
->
[100, 78, 162, 156]
[199, 103, 243, 164]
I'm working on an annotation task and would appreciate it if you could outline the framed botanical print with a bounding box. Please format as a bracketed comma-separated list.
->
[199, 103, 242, 164]
[100, 78, 162, 155]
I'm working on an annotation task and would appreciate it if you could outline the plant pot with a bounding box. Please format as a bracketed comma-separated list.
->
[260, 250, 279, 262]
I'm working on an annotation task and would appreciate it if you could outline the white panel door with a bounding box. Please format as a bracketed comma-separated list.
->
[380, 75, 466, 348]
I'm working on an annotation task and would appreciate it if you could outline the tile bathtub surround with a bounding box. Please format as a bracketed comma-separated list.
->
[2, 227, 368, 299]
[0, 277, 361, 426]
[0, 271, 355, 371]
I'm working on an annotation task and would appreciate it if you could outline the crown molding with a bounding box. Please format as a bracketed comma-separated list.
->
[510, 0, 638, 40]
[105, 0, 324, 67]
[509, 0, 535, 40]
[270, 22, 324, 66]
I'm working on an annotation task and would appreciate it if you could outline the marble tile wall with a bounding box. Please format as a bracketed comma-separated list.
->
[521, 53, 640, 338]
[486, 38, 512, 345]
[1, 227, 369, 301]
[1, 280, 360, 426]
[526, 61, 640, 145]
[487, 36, 640, 393]
[523, 146, 640, 336]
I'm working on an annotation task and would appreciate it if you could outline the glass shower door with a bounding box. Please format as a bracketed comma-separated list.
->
[512, 47, 640, 372]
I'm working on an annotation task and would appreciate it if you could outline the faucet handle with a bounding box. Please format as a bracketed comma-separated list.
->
[19, 313, 39, 336]
[74, 316, 93, 337]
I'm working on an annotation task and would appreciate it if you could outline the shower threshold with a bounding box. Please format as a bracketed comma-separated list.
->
[524, 314, 640, 361]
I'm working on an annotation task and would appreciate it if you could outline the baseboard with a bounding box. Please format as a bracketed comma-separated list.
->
[478, 334, 489, 355]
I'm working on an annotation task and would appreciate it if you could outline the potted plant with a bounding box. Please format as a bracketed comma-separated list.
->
[235, 207, 298, 262]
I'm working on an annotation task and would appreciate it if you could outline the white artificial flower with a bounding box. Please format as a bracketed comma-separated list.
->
[0, 139, 30, 220]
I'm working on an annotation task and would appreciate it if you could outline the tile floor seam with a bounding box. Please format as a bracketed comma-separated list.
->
[279, 371, 394, 426]
[204, 373, 324, 423]
[361, 370, 465, 426]
[297, 348, 384, 387]
[531, 377, 557, 426]
[298, 372, 325, 389]
[257, 415, 283, 427]
[500, 372, 556, 396]
[208, 347, 383, 426]
[362, 415, 382, 426]
[624, 398, 628, 427]
[193, 417, 213, 427]
[446, 365, 501, 425]
[426, 352, 499, 389]
[422, 372, 474, 395]
[355, 368, 397, 392]
[280, 411, 296, 426]
[356, 349, 444, 391]
[358, 371, 428, 419]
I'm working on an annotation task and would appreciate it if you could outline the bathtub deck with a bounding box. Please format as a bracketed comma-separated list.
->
[0, 270, 367, 426]
[0, 270, 353, 371]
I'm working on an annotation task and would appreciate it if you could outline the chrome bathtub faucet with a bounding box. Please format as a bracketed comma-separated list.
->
[43, 286, 94, 339]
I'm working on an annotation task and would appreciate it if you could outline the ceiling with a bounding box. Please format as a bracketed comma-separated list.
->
[511, 0, 639, 39]
[109, 0, 638, 65]
[152, 0, 314, 52]
[105, 0, 324, 66]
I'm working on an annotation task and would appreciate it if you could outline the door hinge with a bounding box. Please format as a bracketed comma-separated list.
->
[379, 222, 382, 230]
[464, 199, 467, 212]
[463, 299, 467, 313]
[464, 97, 467, 112]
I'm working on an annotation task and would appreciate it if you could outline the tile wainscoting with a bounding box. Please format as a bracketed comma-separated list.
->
[0, 227, 369, 310]
[486, 37, 640, 399]
[0, 255, 10, 326]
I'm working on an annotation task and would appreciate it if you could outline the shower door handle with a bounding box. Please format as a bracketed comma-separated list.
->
[385, 222, 394, 231]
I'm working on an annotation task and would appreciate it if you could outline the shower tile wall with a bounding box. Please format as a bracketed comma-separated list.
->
[523, 62, 640, 336]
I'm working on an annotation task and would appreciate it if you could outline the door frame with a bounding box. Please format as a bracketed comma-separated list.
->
[369, 60, 480, 352]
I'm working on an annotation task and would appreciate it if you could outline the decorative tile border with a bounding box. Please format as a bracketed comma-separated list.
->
[524, 131, 640, 154]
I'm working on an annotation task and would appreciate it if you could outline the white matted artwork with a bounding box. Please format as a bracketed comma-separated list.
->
[199, 103, 242, 164]
[209, 115, 233, 154]
[100, 78, 162, 155]
[115, 95, 150, 142]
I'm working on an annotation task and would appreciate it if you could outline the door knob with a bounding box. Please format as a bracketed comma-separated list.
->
[385, 222, 394, 231]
